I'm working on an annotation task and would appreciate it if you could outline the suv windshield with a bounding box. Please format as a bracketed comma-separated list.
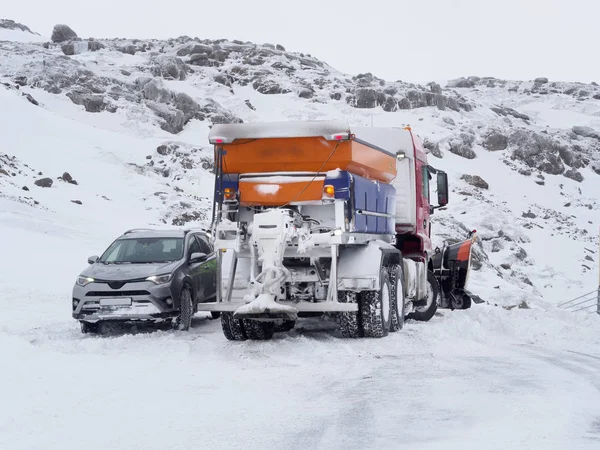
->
[99, 238, 184, 264]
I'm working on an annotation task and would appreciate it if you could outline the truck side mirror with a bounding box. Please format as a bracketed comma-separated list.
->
[437, 172, 449, 207]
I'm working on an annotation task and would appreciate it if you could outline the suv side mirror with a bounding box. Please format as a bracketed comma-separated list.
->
[88, 255, 99, 264]
[437, 171, 449, 207]
[189, 252, 207, 264]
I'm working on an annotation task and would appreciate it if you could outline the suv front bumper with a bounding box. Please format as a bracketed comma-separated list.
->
[72, 280, 177, 323]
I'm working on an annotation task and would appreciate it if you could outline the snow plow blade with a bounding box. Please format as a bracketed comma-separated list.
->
[232, 294, 299, 321]
[432, 231, 476, 310]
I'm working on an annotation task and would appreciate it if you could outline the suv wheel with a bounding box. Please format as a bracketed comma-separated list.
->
[80, 321, 98, 334]
[174, 286, 194, 331]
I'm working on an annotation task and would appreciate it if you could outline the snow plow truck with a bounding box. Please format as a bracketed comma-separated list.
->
[197, 120, 475, 340]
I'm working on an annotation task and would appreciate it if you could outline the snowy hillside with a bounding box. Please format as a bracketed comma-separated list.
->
[0, 19, 46, 42]
[2, 20, 600, 450]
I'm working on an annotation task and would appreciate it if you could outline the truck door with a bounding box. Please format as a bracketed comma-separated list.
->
[415, 160, 433, 255]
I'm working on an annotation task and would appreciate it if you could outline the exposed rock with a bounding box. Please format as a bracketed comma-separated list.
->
[491, 106, 530, 122]
[22, 93, 39, 106]
[447, 77, 474, 88]
[88, 40, 104, 52]
[245, 99, 256, 111]
[500, 263, 511, 270]
[354, 88, 378, 108]
[442, 117, 455, 126]
[491, 240, 504, 252]
[564, 168, 583, 182]
[483, 131, 508, 151]
[423, 139, 443, 158]
[22, 186, 30, 191]
[150, 55, 187, 81]
[66, 91, 107, 113]
[449, 134, 476, 159]
[0, 19, 38, 34]
[118, 45, 137, 55]
[298, 88, 314, 99]
[534, 77, 549, 84]
[515, 247, 528, 260]
[252, 78, 289, 95]
[461, 174, 489, 189]
[61, 43, 75, 56]
[121, 69, 131, 76]
[428, 82, 442, 94]
[142, 78, 173, 103]
[572, 126, 600, 140]
[157, 143, 179, 155]
[51, 24, 78, 43]
[71, 200, 82, 205]
[173, 92, 200, 121]
[34, 177, 53, 188]
[62, 172, 73, 183]
[522, 211, 537, 219]
[509, 130, 566, 175]
[146, 102, 186, 134]
[214, 74, 232, 86]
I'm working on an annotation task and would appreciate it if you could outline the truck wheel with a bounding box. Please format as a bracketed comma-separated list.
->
[339, 291, 363, 338]
[174, 286, 194, 331]
[407, 271, 438, 322]
[243, 319, 275, 340]
[451, 290, 472, 310]
[388, 264, 405, 332]
[359, 269, 392, 338]
[210, 311, 221, 319]
[274, 320, 296, 333]
[221, 312, 247, 341]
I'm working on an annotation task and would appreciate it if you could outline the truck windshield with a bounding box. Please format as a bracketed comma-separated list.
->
[99, 238, 184, 263]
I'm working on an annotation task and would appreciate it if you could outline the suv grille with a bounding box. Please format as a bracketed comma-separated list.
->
[86, 290, 151, 297]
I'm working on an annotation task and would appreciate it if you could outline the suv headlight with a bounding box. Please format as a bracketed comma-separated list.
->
[77, 277, 95, 286]
[146, 274, 172, 285]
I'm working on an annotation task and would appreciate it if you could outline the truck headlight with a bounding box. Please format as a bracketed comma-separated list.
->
[146, 274, 172, 285]
[77, 277, 95, 286]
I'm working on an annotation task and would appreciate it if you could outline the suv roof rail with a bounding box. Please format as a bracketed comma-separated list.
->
[123, 228, 154, 235]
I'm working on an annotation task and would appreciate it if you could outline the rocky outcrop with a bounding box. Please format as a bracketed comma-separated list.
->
[461, 174, 489, 189]
[483, 131, 508, 151]
[34, 177, 53, 187]
[572, 126, 600, 140]
[51, 24, 78, 43]
[564, 168, 583, 182]
[509, 130, 565, 175]
[149, 56, 187, 81]
[0, 19, 39, 34]
[449, 133, 476, 159]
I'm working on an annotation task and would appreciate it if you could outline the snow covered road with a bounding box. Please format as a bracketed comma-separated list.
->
[2, 300, 600, 450]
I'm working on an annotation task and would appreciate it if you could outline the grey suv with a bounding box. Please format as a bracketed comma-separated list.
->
[72, 228, 217, 333]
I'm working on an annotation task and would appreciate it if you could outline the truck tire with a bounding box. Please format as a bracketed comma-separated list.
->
[274, 320, 296, 333]
[339, 291, 363, 338]
[221, 312, 247, 341]
[450, 290, 472, 310]
[388, 264, 405, 332]
[210, 311, 221, 319]
[174, 286, 194, 331]
[243, 319, 275, 340]
[407, 271, 438, 322]
[359, 269, 392, 338]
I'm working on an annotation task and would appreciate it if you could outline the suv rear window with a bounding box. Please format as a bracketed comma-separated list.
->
[100, 238, 184, 263]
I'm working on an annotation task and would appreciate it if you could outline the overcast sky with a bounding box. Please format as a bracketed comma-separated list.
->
[4, 0, 599, 83]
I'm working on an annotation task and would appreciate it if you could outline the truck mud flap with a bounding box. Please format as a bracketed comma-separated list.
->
[432, 232, 476, 310]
